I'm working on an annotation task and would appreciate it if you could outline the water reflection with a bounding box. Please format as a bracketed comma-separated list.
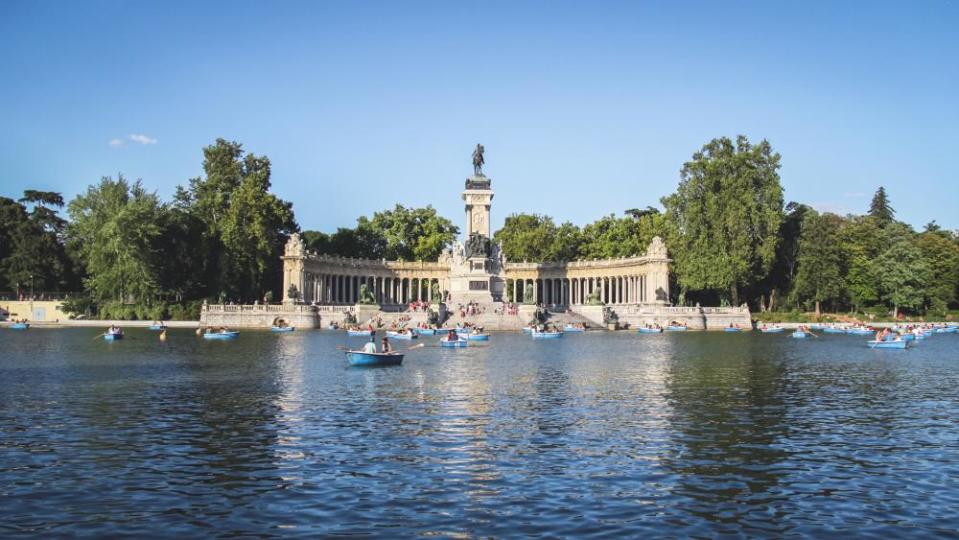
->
[1, 329, 958, 537]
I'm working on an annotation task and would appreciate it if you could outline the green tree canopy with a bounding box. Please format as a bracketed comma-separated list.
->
[916, 229, 959, 314]
[662, 135, 784, 305]
[67, 176, 165, 304]
[361, 205, 458, 261]
[0, 191, 72, 292]
[875, 238, 931, 318]
[791, 211, 846, 314]
[578, 211, 666, 259]
[493, 213, 582, 262]
[868, 186, 895, 225]
[174, 139, 298, 302]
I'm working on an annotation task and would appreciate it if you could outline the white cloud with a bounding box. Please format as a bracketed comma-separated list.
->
[108, 138, 125, 148]
[128, 133, 158, 145]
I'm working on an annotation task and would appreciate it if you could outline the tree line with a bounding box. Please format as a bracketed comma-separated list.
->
[1, 139, 297, 319]
[2, 135, 956, 320]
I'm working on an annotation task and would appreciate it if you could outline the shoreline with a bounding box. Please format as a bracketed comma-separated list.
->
[3, 320, 955, 331]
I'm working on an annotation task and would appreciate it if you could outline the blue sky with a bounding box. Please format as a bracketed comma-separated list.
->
[1, 1, 957, 232]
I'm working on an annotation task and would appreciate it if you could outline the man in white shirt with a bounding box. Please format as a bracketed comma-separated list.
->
[362, 336, 377, 353]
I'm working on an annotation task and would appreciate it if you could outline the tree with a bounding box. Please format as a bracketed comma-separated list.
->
[916, 229, 959, 314]
[761, 202, 812, 311]
[661, 135, 784, 306]
[67, 176, 165, 304]
[875, 239, 931, 318]
[791, 211, 846, 316]
[577, 212, 666, 259]
[361, 205, 458, 261]
[175, 139, 298, 302]
[868, 186, 895, 226]
[1, 191, 70, 292]
[219, 154, 297, 301]
[494, 213, 581, 262]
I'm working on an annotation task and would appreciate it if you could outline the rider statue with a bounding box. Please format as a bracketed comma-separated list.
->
[472, 143, 485, 176]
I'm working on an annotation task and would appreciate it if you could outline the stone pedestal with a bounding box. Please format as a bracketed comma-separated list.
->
[573, 305, 607, 326]
[518, 304, 539, 324]
[353, 304, 382, 325]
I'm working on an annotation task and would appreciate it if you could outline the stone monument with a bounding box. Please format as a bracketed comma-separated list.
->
[448, 143, 505, 303]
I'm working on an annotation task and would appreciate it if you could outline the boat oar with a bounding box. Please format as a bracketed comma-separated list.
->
[92, 332, 106, 340]
[406, 343, 426, 351]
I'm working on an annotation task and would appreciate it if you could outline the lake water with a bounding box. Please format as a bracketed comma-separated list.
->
[1, 328, 958, 538]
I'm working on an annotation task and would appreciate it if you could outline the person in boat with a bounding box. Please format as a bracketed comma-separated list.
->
[362, 335, 377, 353]
[446, 329, 459, 342]
[381, 336, 392, 353]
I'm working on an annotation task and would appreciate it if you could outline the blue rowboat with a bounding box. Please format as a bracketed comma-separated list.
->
[760, 327, 785, 333]
[901, 333, 916, 342]
[522, 327, 533, 333]
[466, 333, 490, 341]
[847, 328, 873, 336]
[413, 328, 437, 336]
[868, 339, 906, 349]
[792, 331, 807, 339]
[531, 331, 563, 339]
[103, 332, 124, 341]
[271, 326, 295, 332]
[638, 327, 663, 334]
[724, 327, 742, 333]
[203, 331, 239, 340]
[440, 338, 468, 348]
[822, 327, 846, 334]
[345, 350, 403, 367]
[347, 329, 374, 337]
[666, 325, 688, 332]
[563, 325, 585, 332]
[935, 327, 956, 334]
[10, 323, 29, 330]
[147, 325, 166, 331]
[921, 330, 934, 337]
[386, 331, 417, 340]
[809, 324, 826, 330]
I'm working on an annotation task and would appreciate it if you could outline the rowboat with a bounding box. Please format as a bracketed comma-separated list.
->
[203, 331, 239, 340]
[822, 327, 846, 334]
[103, 331, 124, 341]
[638, 327, 663, 334]
[666, 325, 688, 332]
[465, 333, 490, 341]
[563, 325, 586, 332]
[901, 333, 915, 342]
[846, 328, 873, 336]
[147, 325, 166, 331]
[760, 327, 784, 333]
[440, 338, 468, 348]
[935, 327, 956, 334]
[9, 322, 29, 330]
[868, 339, 906, 349]
[724, 327, 742, 333]
[531, 331, 563, 339]
[413, 328, 437, 336]
[522, 327, 534, 333]
[271, 326, 295, 332]
[808, 324, 826, 330]
[791, 331, 807, 339]
[386, 331, 417, 340]
[345, 350, 404, 367]
[347, 329, 374, 337]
